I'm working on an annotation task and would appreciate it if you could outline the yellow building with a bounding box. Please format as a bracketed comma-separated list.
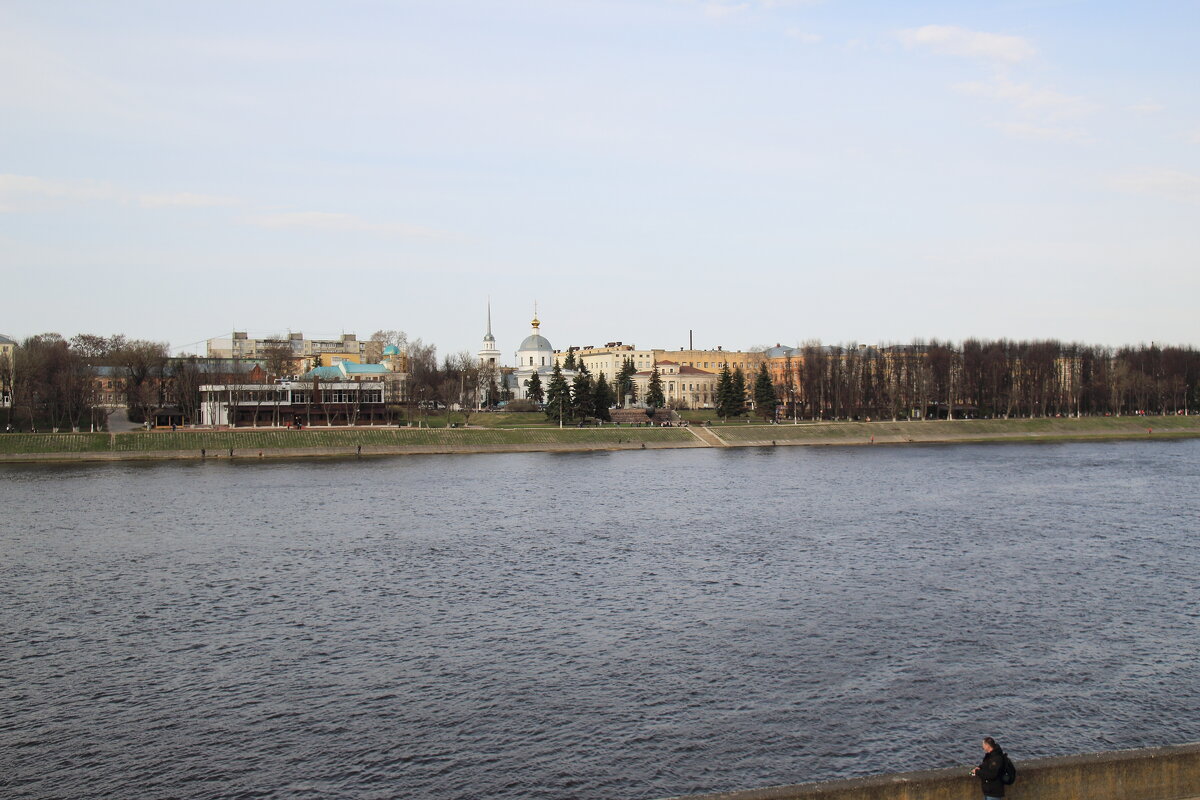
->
[555, 344, 764, 384]
[631, 360, 719, 409]
[554, 342, 655, 381]
[653, 347, 765, 376]
[207, 331, 381, 366]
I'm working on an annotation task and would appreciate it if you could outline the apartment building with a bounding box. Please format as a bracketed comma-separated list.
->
[206, 332, 382, 366]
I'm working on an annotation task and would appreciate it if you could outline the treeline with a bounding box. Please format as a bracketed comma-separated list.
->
[777, 340, 1200, 420]
[1, 334, 179, 431]
[4, 333, 1196, 431]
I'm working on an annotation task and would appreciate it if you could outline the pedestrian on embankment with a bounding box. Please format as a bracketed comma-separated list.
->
[970, 736, 1008, 800]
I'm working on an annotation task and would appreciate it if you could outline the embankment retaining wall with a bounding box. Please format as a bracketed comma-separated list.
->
[664, 743, 1200, 800]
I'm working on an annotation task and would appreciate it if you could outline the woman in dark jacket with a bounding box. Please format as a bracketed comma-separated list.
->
[970, 737, 1007, 799]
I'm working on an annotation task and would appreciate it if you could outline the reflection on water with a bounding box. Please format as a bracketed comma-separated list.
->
[3, 440, 1199, 799]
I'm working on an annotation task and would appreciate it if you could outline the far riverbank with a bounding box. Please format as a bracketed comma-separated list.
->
[2, 415, 1198, 463]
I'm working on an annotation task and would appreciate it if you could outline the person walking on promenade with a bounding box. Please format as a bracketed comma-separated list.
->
[970, 737, 1008, 800]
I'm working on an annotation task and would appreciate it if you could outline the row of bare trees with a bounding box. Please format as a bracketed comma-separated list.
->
[400, 337, 488, 423]
[775, 340, 1200, 420]
[2, 334, 176, 431]
[2, 334, 260, 431]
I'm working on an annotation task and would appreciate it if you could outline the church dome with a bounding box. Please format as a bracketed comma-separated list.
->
[382, 345, 401, 356]
[519, 334, 552, 351]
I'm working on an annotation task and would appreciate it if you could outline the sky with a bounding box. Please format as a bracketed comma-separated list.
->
[2, 0, 1198, 359]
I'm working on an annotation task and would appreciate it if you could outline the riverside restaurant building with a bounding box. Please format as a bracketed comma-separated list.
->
[199, 379, 390, 427]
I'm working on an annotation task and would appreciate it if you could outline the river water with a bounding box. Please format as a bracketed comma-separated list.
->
[3, 440, 1199, 799]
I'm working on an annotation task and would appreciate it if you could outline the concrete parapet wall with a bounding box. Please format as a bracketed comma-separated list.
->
[663, 743, 1200, 800]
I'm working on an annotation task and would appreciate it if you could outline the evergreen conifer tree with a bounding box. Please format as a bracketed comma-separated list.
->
[592, 373, 613, 422]
[716, 363, 734, 419]
[563, 351, 577, 370]
[524, 371, 544, 404]
[646, 365, 666, 410]
[571, 371, 594, 420]
[754, 363, 778, 421]
[616, 357, 636, 407]
[545, 363, 570, 422]
[730, 366, 747, 417]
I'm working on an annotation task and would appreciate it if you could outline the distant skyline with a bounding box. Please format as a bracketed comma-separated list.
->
[3, 1, 1198, 356]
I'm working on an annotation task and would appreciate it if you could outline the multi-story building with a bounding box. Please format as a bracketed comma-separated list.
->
[206, 332, 382, 367]
[553, 343, 655, 381]
[199, 351, 407, 427]
[630, 360, 720, 409]
[652, 347, 765, 376]
[553, 345, 764, 382]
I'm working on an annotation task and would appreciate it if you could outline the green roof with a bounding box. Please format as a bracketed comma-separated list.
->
[341, 362, 389, 374]
[303, 366, 344, 379]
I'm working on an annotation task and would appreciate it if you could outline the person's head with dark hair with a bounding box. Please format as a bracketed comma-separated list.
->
[982, 737, 999, 752]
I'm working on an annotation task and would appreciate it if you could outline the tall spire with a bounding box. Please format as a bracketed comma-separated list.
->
[484, 298, 494, 342]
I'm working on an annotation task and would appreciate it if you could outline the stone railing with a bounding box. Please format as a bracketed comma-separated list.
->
[661, 743, 1200, 800]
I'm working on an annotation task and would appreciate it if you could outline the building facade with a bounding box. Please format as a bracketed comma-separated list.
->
[553, 343, 655, 383]
[631, 360, 719, 409]
[206, 331, 382, 367]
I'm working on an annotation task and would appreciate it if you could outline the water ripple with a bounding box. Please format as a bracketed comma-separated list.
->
[2, 441, 1199, 799]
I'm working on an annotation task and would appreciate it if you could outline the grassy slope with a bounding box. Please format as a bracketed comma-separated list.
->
[713, 415, 1200, 443]
[3, 416, 1198, 455]
[0, 426, 695, 454]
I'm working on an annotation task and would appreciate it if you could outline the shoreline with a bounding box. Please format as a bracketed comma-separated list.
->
[2, 417, 1198, 463]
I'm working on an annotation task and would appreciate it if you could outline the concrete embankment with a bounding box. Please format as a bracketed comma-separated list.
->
[1, 417, 1198, 463]
[0, 439, 703, 463]
[661, 742, 1200, 800]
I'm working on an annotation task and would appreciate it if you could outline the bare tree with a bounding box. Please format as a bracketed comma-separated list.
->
[112, 339, 169, 423]
[261, 342, 296, 381]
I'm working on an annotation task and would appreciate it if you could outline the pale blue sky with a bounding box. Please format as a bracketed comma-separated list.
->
[3, 0, 1197, 357]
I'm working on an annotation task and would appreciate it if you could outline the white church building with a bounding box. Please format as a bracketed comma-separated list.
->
[478, 305, 576, 403]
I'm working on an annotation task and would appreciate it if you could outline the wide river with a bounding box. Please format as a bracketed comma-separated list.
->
[3, 440, 1199, 800]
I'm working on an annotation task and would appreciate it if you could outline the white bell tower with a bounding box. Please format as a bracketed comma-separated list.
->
[478, 301, 502, 403]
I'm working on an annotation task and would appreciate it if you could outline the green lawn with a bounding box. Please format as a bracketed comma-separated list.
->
[0, 426, 695, 455]
[4, 416, 1197, 456]
[462, 412, 561, 428]
[0, 433, 111, 454]
[712, 415, 1200, 443]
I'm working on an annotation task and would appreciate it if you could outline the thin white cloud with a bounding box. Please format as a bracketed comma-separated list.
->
[1128, 101, 1165, 114]
[702, 1, 750, 19]
[689, 0, 818, 18]
[245, 212, 441, 237]
[898, 25, 1036, 63]
[785, 28, 822, 44]
[177, 36, 335, 63]
[0, 174, 116, 211]
[138, 192, 242, 209]
[994, 122, 1089, 143]
[0, 174, 242, 213]
[954, 76, 1098, 118]
[1111, 169, 1200, 202]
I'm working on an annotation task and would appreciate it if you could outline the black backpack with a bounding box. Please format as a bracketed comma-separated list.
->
[1001, 755, 1017, 786]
